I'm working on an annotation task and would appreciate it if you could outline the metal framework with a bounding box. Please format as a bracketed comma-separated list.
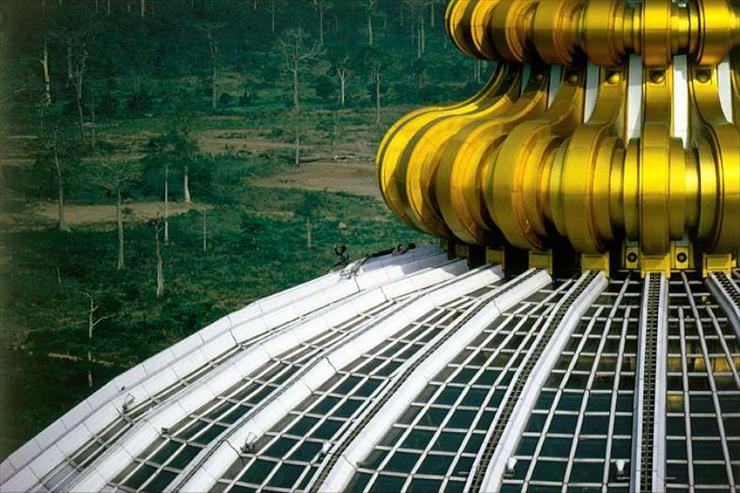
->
[2, 253, 738, 493]
[1, 2, 738, 493]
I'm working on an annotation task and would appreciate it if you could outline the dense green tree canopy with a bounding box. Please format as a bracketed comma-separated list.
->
[1, 0, 483, 124]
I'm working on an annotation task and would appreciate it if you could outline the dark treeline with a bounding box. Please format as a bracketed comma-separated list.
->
[1, 0, 485, 128]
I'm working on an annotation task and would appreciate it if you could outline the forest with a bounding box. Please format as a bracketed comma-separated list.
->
[0, 0, 492, 459]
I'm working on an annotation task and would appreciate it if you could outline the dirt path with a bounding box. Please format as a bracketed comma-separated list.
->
[249, 161, 382, 200]
[31, 201, 207, 226]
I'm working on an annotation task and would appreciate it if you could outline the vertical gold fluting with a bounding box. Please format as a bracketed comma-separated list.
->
[379, 0, 739, 273]
[446, 0, 738, 66]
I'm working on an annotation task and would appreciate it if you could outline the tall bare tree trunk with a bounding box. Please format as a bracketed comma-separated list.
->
[107, 0, 111, 15]
[211, 60, 217, 110]
[410, 13, 416, 49]
[66, 44, 73, 81]
[367, 12, 373, 46]
[87, 350, 93, 386]
[374, 69, 381, 125]
[430, 0, 436, 28]
[155, 225, 164, 297]
[292, 61, 299, 111]
[87, 297, 94, 387]
[340, 75, 345, 106]
[294, 125, 300, 165]
[337, 69, 346, 106]
[183, 165, 191, 203]
[330, 111, 338, 156]
[84, 293, 107, 388]
[71, 48, 87, 144]
[75, 88, 84, 143]
[417, 22, 422, 58]
[90, 93, 97, 153]
[140, 0, 145, 17]
[40, 42, 52, 107]
[306, 217, 311, 252]
[202, 209, 207, 252]
[116, 188, 124, 270]
[53, 137, 70, 232]
[318, 6, 324, 45]
[163, 164, 169, 243]
[271, 0, 276, 34]
[206, 31, 219, 110]
[200, 25, 223, 110]
[132, 71, 141, 97]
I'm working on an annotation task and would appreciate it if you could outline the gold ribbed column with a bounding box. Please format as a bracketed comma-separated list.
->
[378, 0, 739, 275]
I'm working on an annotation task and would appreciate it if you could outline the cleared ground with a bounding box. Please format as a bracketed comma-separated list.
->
[249, 161, 381, 200]
[1, 201, 206, 229]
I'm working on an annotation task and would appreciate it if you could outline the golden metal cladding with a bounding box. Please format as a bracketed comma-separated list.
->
[377, 0, 739, 273]
[445, 0, 739, 66]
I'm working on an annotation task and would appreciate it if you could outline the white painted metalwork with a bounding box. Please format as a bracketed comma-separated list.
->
[4, 250, 740, 493]
[630, 273, 668, 492]
[316, 270, 552, 492]
[0, 248, 445, 492]
[706, 272, 740, 339]
[718, 56, 733, 123]
[549, 65, 563, 107]
[584, 61, 600, 122]
[174, 266, 504, 492]
[476, 271, 609, 492]
[673, 55, 689, 146]
[627, 55, 643, 141]
[63, 258, 469, 493]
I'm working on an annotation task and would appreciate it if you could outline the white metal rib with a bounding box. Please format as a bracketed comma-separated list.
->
[681, 273, 737, 490]
[584, 61, 600, 122]
[678, 307, 696, 493]
[600, 307, 636, 492]
[548, 65, 563, 107]
[717, 56, 733, 123]
[165, 264, 476, 492]
[435, 281, 572, 491]
[629, 273, 668, 492]
[626, 54, 643, 142]
[314, 270, 552, 492]
[42, 255, 456, 493]
[521, 306, 605, 491]
[559, 276, 633, 491]
[705, 273, 740, 340]
[0, 247, 444, 491]
[476, 271, 609, 492]
[173, 266, 505, 493]
[673, 55, 689, 146]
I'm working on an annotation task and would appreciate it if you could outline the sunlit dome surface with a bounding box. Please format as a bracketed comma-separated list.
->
[1, 246, 739, 492]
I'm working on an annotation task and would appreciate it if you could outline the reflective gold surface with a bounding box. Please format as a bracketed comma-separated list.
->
[447, 0, 739, 66]
[378, 0, 739, 275]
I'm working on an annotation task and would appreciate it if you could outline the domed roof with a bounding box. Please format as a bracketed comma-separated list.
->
[2, 246, 738, 492]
